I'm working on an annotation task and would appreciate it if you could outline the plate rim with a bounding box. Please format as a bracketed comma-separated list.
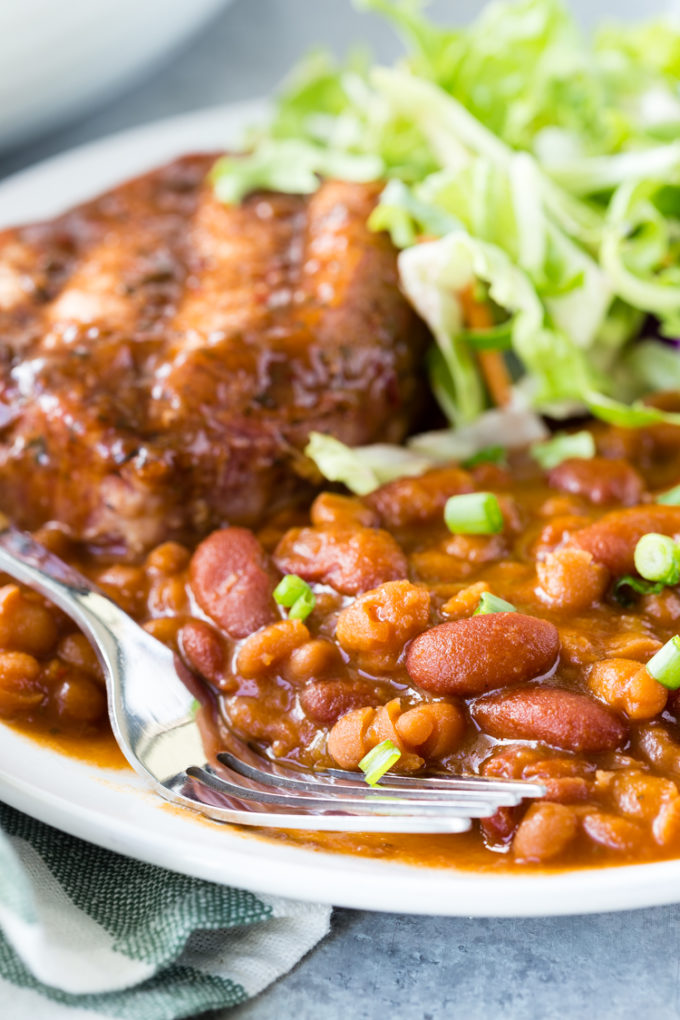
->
[0, 99, 678, 917]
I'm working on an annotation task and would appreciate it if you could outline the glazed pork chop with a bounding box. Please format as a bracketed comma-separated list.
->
[0, 155, 428, 557]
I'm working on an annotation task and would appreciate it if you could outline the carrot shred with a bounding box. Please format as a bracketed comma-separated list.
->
[459, 284, 513, 408]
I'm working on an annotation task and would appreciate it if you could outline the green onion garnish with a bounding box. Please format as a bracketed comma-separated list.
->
[444, 492, 504, 535]
[273, 574, 316, 621]
[634, 533, 680, 585]
[474, 592, 517, 615]
[657, 484, 680, 506]
[647, 636, 680, 690]
[462, 446, 508, 469]
[530, 430, 596, 470]
[612, 575, 664, 606]
[359, 739, 402, 787]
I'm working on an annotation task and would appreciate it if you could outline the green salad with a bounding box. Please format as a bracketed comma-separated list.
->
[212, 0, 680, 492]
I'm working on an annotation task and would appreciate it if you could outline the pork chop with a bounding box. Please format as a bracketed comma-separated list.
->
[0, 154, 428, 557]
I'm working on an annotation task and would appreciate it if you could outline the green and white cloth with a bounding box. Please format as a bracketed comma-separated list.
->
[0, 802, 330, 1019]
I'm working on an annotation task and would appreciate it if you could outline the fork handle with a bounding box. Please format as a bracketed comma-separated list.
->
[0, 520, 133, 644]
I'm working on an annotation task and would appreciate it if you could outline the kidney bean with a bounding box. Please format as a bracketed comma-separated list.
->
[189, 527, 277, 638]
[179, 620, 226, 686]
[366, 466, 473, 528]
[536, 548, 609, 613]
[548, 457, 644, 506]
[513, 803, 579, 863]
[299, 679, 383, 726]
[569, 506, 680, 576]
[405, 613, 559, 696]
[273, 526, 407, 596]
[472, 687, 628, 751]
[480, 806, 519, 847]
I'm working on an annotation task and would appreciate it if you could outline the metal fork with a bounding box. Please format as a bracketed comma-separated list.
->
[0, 521, 545, 834]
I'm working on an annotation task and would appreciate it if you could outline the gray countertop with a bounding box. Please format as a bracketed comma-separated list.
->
[0, 2, 677, 1017]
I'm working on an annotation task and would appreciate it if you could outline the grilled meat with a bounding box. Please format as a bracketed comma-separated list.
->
[0, 155, 428, 557]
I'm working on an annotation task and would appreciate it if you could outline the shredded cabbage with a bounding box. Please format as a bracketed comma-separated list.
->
[210, 0, 680, 484]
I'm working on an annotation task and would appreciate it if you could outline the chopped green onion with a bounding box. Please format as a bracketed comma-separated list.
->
[359, 739, 402, 787]
[462, 445, 508, 469]
[647, 636, 680, 690]
[474, 591, 517, 615]
[444, 492, 504, 535]
[288, 588, 316, 621]
[612, 575, 664, 606]
[530, 430, 596, 471]
[634, 533, 680, 585]
[657, 484, 680, 506]
[273, 574, 316, 621]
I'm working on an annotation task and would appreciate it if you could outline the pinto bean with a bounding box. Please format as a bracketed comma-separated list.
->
[582, 812, 644, 853]
[394, 701, 465, 757]
[326, 706, 375, 769]
[325, 697, 464, 770]
[53, 669, 107, 726]
[236, 620, 309, 678]
[179, 620, 226, 686]
[513, 803, 579, 863]
[335, 580, 430, 671]
[0, 651, 43, 716]
[588, 659, 668, 720]
[299, 679, 383, 726]
[310, 492, 379, 529]
[548, 457, 644, 506]
[440, 582, 490, 619]
[285, 639, 340, 683]
[57, 633, 103, 684]
[635, 724, 680, 776]
[273, 526, 407, 596]
[472, 687, 628, 752]
[611, 770, 677, 823]
[405, 613, 559, 696]
[652, 797, 680, 847]
[366, 466, 473, 528]
[189, 528, 277, 638]
[536, 548, 609, 612]
[569, 505, 680, 576]
[0, 585, 58, 656]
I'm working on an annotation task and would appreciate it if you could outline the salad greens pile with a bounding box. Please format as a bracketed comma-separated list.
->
[212, 0, 680, 490]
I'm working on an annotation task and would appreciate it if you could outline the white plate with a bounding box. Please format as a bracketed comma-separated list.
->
[0, 103, 679, 916]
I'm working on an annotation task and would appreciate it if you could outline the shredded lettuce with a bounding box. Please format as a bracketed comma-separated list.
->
[305, 402, 548, 495]
[211, 0, 680, 485]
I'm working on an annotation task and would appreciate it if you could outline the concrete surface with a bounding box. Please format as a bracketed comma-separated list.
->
[0, 2, 675, 1018]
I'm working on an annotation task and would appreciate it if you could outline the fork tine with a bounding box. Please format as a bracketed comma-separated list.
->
[187, 765, 523, 818]
[326, 769, 545, 797]
[215, 751, 542, 807]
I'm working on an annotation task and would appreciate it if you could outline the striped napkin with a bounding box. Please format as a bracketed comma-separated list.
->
[0, 802, 330, 1019]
